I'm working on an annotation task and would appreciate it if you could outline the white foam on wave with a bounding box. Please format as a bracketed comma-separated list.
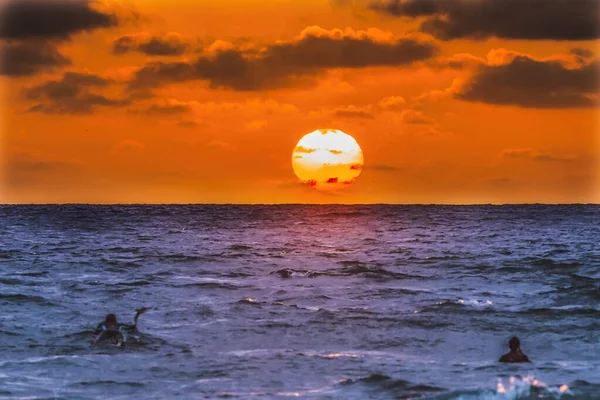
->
[418, 299, 494, 313]
[457, 299, 494, 308]
[302, 351, 362, 359]
[172, 276, 239, 285]
[195, 377, 231, 384]
[448, 376, 571, 400]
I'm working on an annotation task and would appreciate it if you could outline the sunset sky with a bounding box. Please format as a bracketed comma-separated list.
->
[1, 0, 598, 204]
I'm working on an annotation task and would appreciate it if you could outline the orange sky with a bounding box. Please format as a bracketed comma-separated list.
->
[1, 0, 599, 204]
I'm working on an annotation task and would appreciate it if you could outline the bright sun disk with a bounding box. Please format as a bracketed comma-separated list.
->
[291, 129, 364, 190]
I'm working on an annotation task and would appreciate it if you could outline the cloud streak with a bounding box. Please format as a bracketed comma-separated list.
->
[368, 0, 600, 41]
[0, 40, 71, 76]
[113, 33, 191, 56]
[25, 72, 131, 114]
[455, 51, 599, 108]
[500, 148, 576, 162]
[332, 105, 374, 119]
[0, 0, 118, 40]
[128, 26, 439, 91]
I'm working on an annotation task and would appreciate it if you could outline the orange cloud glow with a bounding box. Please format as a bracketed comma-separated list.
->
[0, 0, 598, 204]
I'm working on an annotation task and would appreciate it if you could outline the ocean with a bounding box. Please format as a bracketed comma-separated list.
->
[0, 205, 599, 399]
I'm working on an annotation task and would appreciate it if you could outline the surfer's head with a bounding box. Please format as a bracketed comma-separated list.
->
[105, 314, 117, 324]
[508, 336, 520, 351]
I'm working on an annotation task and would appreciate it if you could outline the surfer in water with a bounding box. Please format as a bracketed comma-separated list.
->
[499, 336, 530, 363]
[93, 307, 149, 346]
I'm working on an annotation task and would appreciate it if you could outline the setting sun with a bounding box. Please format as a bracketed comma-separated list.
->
[0, 0, 598, 398]
[292, 129, 364, 190]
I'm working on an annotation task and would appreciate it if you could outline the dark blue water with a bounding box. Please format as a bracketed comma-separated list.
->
[0, 205, 599, 399]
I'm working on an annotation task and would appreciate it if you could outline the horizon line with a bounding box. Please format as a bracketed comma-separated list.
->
[1, 203, 598, 206]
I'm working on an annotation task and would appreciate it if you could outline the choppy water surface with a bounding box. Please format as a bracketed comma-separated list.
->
[0, 205, 599, 399]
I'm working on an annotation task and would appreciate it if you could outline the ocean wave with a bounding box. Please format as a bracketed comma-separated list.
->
[334, 261, 427, 280]
[235, 298, 262, 306]
[228, 244, 252, 251]
[173, 277, 247, 290]
[0, 293, 54, 306]
[418, 299, 495, 313]
[0, 277, 41, 286]
[223, 271, 254, 278]
[528, 257, 582, 270]
[2, 204, 600, 399]
[14, 271, 49, 277]
[270, 268, 322, 278]
[424, 376, 575, 400]
[0, 249, 23, 259]
[494, 266, 528, 273]
[117, 280, 154, 287]
[176, 282, 245, 290]
[0, 355, 85, 367]
[100, 258, 142, 269]
[155, 254, 213, 263]
[338, 373, 443, 396]
[270, 265, 426, 280]
[73, 380, 145, 387]
[336, 263, 400, 279]
[105, 246, 142, 253]
[517, 306, 600, 317]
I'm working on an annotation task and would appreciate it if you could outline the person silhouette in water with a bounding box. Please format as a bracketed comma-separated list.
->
[94, 313, 126, 346]
[499, 336, 530, 363]
[93, 308, 148, 346]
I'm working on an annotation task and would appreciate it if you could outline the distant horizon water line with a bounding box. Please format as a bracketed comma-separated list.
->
[0, 202, 598, 206]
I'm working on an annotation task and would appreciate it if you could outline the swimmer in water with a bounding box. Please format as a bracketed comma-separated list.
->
[499, 336, 530, 363]
[93, 308, 149, 346]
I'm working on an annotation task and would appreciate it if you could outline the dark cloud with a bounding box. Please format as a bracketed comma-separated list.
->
[193, 50, 264, 90]
[9, 159, 75, 171]
[455, 55, 599, 108]
[25, 72, 130, 114]
[570, 48, 595, 58]
[500, 149, 575, 162]
[138, 103, 192, 115]
[0, 0, 118, 40]
[113, 33, 189, 56]
[128, 27, 439, 91]
[0, 40, 71, 76]
[128, 61, 197, 89]
[332, 106, 374, 119]
[368, 164, 401, 171]
[4, 151, 80, 187]
[27, 72, 111, 98]
[262, 27, 437, 68]
[177, 120, 200, 128]
[27, 94, 128, 114]
[425, 53, 485, 70]
[369, 0, 600, 40]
